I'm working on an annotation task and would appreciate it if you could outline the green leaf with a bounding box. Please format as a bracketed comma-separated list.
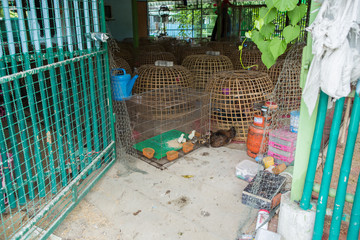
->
[254, 18, 264, 31]
[245, 31, 252, 39]
[288, 4, 307, 25]
[265, 0, 274, 9]
[269, 37, 287, 59]
[273, 0, 297, 12]
[256, 40, 270, 54]
[238, 45, 243, 51]
[261, 51, 276, 69]
[283, 25, 300, 43]
[259, 7, 277, 24]
[260, 23, 275, 39]
[251, 30, 264, 45]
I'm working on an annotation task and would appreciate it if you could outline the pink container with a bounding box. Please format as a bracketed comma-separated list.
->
[268, 148, 295, 163]
[269, 129, 297, 149]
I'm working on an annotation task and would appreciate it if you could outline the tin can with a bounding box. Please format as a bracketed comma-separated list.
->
[256, 209, 270, 230]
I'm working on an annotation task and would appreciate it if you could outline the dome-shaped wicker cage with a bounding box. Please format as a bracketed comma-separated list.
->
[113, 48, 134, 70]
[230, 49, 265, 70]
[182, 54, 234, 90]
[133, 64, 192, 94]
[258, 59, 285, 86]
[207, 41, 238, 57]
[206, 70, 273, 141]
[181, 46, 213, 63]
[112, 56, 132, 75]
[138, 44, 166, 52]
[135, 52, 176, 67]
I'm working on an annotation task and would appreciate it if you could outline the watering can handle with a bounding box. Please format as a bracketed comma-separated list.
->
[111, 68, 126, 76]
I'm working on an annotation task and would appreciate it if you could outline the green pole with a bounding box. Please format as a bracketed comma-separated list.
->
[132, 0, 139, 48]
[330, 80, 360, 240]
[290, 0, 319, 201]
[348, 159, 360, 239]
[300, 91, 328, 210]
[312, 97, 345, 239]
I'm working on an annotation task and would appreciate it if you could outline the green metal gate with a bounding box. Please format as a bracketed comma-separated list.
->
[0, 0, 115, 239]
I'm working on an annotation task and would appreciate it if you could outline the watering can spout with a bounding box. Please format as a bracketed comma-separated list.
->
[127, 75, 138, 96]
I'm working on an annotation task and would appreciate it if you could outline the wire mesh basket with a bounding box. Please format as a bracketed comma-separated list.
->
[133, 64, 192, 94]
[135, 52, 176, 67]
[259, 59, 285, 86]
[207, 41, 239, 57]
[182, 54, 234, 90]
[206, 70, 273, 141]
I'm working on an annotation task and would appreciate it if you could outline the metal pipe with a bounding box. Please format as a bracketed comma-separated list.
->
[300, 91, 328, 210]
[312, 97, 345, 239]
[52, 0, 71, 186]
[98, 0, 116, 146]
[329, 80, 360, 239]
[92, 0, 109, 164]
[348, 158, 360, 239]
[1, 0, 30, 207]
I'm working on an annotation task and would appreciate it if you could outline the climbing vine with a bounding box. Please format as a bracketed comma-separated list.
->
[240, 0, 307, 69]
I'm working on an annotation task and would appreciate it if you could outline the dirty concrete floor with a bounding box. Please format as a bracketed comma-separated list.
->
[54, 143, 257, 240]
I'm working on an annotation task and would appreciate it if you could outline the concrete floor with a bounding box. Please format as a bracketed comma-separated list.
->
[54, 143, 257, 240]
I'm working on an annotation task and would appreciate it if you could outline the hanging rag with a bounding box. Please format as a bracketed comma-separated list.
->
[302, 0, 360, 115]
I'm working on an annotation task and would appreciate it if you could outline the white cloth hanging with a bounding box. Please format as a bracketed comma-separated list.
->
[302, 0, 360, 115]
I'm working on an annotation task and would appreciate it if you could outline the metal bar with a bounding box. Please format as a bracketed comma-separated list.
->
[300, 91, 328, 210]
[92, 0, 109, 163]
[71, 0, 94, 177]
[1, 0, 32, 206]
[41, 0, 67, 194]
[80, 0, 100, 171]
[329, 80, 360, 239]
[62, 0, 86, 179]
[348, 166, 360, 238]
[0, 50, 105, 84]
[312, 97, 345, 240]
[13, 0, 42, 202]
[52, 0, 73, 186]
[13, 141, 115, 240]
[99, 0, 116, 145]
[28, 0, 54, 197]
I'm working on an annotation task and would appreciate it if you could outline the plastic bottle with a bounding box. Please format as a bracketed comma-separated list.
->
[256, 209, 270, 230]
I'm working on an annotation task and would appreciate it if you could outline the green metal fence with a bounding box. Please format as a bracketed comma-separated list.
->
[0, 0, 115, 238]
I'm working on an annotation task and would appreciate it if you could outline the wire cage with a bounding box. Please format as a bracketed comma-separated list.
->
[133, 64, 192, 94]
[0, 0, 115, 239]
[126, 86, 210, 169]
[182, 54, 234, 90]
[206, 70, 273, 141]
[135, 51, 177, 67]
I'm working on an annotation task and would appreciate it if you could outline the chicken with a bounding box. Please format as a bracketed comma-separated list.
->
[209, 127, 236, 148]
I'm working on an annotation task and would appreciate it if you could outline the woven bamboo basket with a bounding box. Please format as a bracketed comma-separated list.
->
[180, 46, 213, 63]
[113, 48, 134, 70]
[135, 52, 176, 67]
[258, 59, 285, 86]
[138, 44, 166, 53]
[112, 56, 132, 75]
[207, 41, 238, 57]
[230, 49, 265, 70]
[182, 54, 233, 90]
[206, 70, 273, 141]
[133, 64, 192, 94]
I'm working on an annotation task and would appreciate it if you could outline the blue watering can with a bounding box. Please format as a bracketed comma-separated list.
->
[111, 68, 138, 101]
